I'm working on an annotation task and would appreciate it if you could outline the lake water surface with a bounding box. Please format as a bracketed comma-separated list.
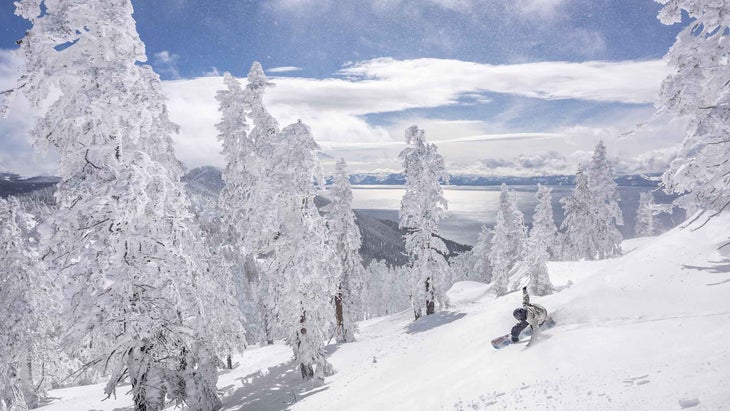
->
[352, 185, 682, 245]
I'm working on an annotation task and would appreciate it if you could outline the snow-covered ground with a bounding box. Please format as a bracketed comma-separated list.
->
[38, 214, 730, 410]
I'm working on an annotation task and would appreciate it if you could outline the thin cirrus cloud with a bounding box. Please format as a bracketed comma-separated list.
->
[272, 0, 569, 20]
[1, 53, 675, 176]
[335, 58, 668, 105]
[268, 66, 304, 73]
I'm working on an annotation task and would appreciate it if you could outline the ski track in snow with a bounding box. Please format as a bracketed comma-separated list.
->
[35, 214, 730, 411]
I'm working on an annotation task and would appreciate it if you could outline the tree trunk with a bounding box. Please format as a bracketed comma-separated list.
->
[298, 311, 314, 380]
[334, 290, 344, 342]
[300, 363, 314, 379]
[6, 368, 29, 411]
[425, 277, 435, 316]
[263, 313, 274, 345]
[131, 372, 148, 411]
[22, 353, 39, 408]
[413, 306, 422, 321]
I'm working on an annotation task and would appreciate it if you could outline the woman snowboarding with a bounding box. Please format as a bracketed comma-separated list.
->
[511, 287, 548, 345]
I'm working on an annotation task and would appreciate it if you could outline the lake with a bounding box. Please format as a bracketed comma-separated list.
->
[351, 185, 683, 246]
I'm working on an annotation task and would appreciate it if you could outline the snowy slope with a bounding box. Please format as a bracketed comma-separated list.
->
[37, 213, 730, 410]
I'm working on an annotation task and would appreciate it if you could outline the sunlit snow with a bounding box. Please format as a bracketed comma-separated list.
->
[36, 213, 730, 410]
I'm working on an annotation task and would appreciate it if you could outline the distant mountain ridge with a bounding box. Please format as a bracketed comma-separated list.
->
[342, 172, 662, 187]
[181, 166, 470, 267]
[0, 169, 661, 199]
[0, 172, 60, 197]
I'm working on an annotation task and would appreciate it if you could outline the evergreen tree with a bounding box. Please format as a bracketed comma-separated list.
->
[267, 121, 339, 380]
[363, 260, 388, 319]
[656, 1, 730, 217]
[0, 198, 59, 410]
[399, 125, 451, 320]
[523, 235, 554, 296]
[215, 63, 282, 346]
[325, 159, 366, 343]
[488, 184, 527, 296]
[471, 225, 493, 283]
[519, 184, 557, 295]
[240, 62, 281, 252]
[586, 141, 624, 251]
[561, 167, 600, 260]
[239, 63, 282, 345]
[13, 2, 244, 409]
[215, 70, 267, 345]
[363, 260, 409, 319]
[216, 72, 251, 242]
[635, 191, 659, 237]
[530, 184, 560, 260]
[561, 142, 623, 261]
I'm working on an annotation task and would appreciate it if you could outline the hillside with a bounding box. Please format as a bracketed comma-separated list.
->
[181, 166, 470, 266]
[35, 212, 730, 410]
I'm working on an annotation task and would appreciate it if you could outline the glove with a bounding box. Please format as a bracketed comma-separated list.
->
[511, 336, 519, 343]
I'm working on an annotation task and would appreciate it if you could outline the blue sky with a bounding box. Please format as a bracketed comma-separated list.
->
[0, 0, 687, 176]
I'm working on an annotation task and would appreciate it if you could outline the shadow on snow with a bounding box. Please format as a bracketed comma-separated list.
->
[405, 311, 467, 334]
[219, 360, 330, 411]
[682, 258, 730, 286]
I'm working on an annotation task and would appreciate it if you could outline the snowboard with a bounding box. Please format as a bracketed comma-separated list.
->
[491, 316, 555, 349]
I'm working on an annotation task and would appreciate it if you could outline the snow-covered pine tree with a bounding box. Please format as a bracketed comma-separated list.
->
[0, 197, 59, 410]
[240, 62, 281, 252]
[655, 1, 730, 218]
[521, 188, 556, 295]
[362, 260, 407, 318]
[235, 63, 283, 345]
[635, 191, 659, 237]
[530, 184, 560, 260]
[13, 2, 244, 409]
[399, 125, 451, 320]
[363, 260, 387, 319]
[389, 264, 412, 314]
[561, 166, 601, 260]
[266, 120, 339, 380]
[488, 184, 527, 296]
[214, 70, 270, 348]
[561, 141, 623, 261]
[325, 159, 366, 343]
[216, 72, 250, 242]
[470, 225, 493, 283]
[586, 141, 624, 255]
[523, 234, 554, 296]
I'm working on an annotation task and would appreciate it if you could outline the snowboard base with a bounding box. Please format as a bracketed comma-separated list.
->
[491, 316, 555, 349]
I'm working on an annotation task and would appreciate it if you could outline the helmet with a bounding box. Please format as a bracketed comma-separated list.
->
[513, 308, 527, 321]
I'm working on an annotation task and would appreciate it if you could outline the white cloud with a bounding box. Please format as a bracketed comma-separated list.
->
[272, 0, 568, 20]
[154, 50, 178, 64]
[512, 0, 568, 20]
[0, 49, 21, 106]
[268, 66, 304, 73]
[338, 57, 668, 105]
[144, 57, 678, 174]
[0, 50, 58, 176]
[203, 66, 221, 77]
[0, 52, 681, 177]
[152, 50, 181, 79]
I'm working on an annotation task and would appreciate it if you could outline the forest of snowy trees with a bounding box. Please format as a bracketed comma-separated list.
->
[0, 0, 727, 410]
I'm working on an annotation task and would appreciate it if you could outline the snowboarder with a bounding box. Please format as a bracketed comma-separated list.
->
[511, 287, 548, 345]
